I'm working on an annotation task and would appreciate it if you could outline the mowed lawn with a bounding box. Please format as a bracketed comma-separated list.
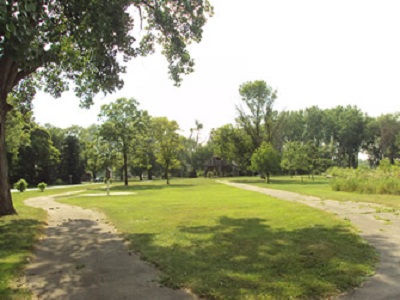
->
[60, 178, 377, 299]
[231, 176, 400, 209]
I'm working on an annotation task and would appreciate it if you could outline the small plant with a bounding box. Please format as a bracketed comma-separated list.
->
[14, 179, 28, 192]
[37, 182, 47, 192]
[75, 263, 86, 270]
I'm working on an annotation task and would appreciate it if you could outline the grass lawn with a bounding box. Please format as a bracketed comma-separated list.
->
[0, 184, 102, 299]
[59, 178, 377, 299]
[231, 176, 400, 209]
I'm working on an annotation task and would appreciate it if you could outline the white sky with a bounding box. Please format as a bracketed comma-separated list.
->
[33, 0, 400, 139]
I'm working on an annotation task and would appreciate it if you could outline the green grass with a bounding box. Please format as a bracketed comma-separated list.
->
[0, 184, 102, 299]
[231, 176, 400, 209]
[59, 178, 377, 299]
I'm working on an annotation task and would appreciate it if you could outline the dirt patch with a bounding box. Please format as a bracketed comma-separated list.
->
[220, 181, 400, 300]
[22, 195, 196, 300]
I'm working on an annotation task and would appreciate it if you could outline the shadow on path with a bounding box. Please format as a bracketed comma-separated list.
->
[23, 196, 195, 300]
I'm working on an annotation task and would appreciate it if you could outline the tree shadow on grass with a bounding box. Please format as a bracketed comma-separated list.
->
[128, 216, 378, 299]
[0, 218, 45, 298]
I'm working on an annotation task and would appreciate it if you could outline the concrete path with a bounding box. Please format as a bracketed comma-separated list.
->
[22, 194, 196, 300]
[221, 181, 400, 300]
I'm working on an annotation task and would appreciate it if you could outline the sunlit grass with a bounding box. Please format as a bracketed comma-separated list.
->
[60, 178, 377, 299]
[231, 176, 400, 209]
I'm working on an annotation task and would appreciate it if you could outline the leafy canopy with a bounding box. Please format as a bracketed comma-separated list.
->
[250, 142, 281, 182]
[1, 0, 214, 105]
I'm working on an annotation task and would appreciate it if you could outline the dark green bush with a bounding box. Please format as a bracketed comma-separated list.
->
[14, 179, 28, 192]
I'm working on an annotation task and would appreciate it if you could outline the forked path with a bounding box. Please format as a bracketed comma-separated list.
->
[221, 181, 400, 300]
[23, 194, 195, 300]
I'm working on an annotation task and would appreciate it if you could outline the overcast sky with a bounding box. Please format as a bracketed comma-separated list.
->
[33, 0, 400, 138]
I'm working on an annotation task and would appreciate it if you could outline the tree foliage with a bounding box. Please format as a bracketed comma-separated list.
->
[59, 135, 84, 184]
[237, 80, 279, 150]
[98, 97, 147, 185]
[0, 0, 213, 215]
[152, 117, 182, 184]
[209, 124, 252, 171]
[250, 142, 281, 183]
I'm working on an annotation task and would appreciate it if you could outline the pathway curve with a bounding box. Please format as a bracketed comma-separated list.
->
[22, 193, 196, 300]
[220, 181, 400, 300]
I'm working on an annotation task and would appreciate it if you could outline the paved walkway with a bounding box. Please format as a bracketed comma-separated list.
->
[22, 184, 400, 299]
[220, 181, 400, 300]
[22, 194, 196, 300]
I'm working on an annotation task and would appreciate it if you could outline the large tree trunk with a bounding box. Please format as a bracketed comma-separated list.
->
[92, 171, 97, 182]
[123, 149, 128, 186]
[266, 172, 270, 184]
[0, 57, 19, 216]
[0, 97, 16, 216]
[165, 163, 169, 185]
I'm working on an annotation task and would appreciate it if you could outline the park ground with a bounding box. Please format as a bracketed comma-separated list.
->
[2, 176, 400, 299]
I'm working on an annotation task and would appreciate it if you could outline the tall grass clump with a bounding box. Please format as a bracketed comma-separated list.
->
[328, 159, 400, 195]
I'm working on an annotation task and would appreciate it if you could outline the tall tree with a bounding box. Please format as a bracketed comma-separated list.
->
[362, 116, 381, 167]
[185, 120, 204, 176]
[98, 97, 146, 185]
[237, 80, 278, 151]
[12, 127, 60, 185]
[152, 117, 182, 184]
[323, 106, 365, 168]
[59, 135, 84, 184]
[0, 0, 213, 215]
[303, 106, 325, 147]
[279, 110, 305, 143]
[80, 125, 107, 181]
[378, 113, 400, 164]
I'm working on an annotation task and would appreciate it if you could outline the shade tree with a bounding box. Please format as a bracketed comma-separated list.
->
[59, 135, 84, 184]
[152, 117, 183, 184]
[236, 80, 279, 151]
[98, 97, 147, 185]
[0, 0, 213, 215]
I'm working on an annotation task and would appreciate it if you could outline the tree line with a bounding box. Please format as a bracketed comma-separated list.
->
[6, 97, 200, 187]
[210, 81, 400, 180]
[7, 81, 400, 191]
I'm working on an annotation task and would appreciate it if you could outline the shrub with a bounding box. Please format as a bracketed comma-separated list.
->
[330, 165, 400, 195]
[197, 170, 204, 177]
[37, 182, 47, 192]
[14, 179, 28, 192]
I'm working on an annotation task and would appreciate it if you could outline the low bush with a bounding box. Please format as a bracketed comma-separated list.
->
[37, 182, 47, 192]
[14, 179, 28, 192]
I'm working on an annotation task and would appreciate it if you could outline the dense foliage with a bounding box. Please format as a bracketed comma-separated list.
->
[0, 0, 213, 215]
[6, 83, 400, 189]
